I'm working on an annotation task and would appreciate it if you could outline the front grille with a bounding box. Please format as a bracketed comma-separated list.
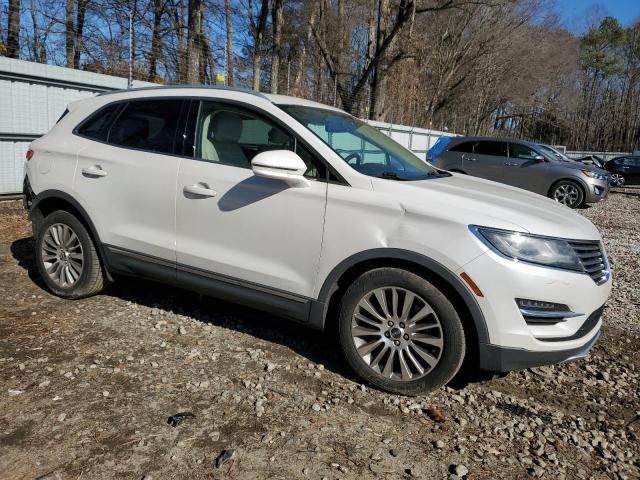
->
[569, 240, 609, 285]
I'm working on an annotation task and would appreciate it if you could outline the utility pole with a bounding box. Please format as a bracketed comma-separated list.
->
[128, 5, 133, 88]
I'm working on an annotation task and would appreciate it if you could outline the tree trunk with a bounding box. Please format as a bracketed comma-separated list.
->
[148, 0, 164, 81]
[186, 0, 202, 83]
[225, 0, 234, 85]
[291, 2, 318, 96]
[175, 0, 187, 83]
[73, 0, 88, 69]
[369, 0, 390, 120]
[270, 0, 283, 93]
[7, 0, 21, 58]
[251, 0, 269, 91]
[65, 0, 74, 66]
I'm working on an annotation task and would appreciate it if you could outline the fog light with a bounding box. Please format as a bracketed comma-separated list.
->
[516, 298, 581, 325]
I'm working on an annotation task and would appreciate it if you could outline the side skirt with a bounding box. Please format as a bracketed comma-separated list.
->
[103, 245, 312, 323]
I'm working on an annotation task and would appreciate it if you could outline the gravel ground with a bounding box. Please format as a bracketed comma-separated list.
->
[0, 194, 639, 480]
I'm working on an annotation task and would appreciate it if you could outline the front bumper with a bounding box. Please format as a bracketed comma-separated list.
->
[460, 246, 610, 372]
[478, 315, 601, 373]
[583, 177, 609, 203]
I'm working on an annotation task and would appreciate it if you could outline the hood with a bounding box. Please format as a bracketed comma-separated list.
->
[552, 159, 608, 175]
[371, 173, 601, 241]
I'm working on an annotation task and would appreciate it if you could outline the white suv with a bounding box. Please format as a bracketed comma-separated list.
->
[23, 86, 612, 395]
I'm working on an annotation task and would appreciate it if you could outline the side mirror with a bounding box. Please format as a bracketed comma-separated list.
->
[534, 155, 545, 161]
[251, 150, 310, 188]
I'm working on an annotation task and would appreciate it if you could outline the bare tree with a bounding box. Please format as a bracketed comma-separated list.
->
[249, 0, 269, 91]
[6, 0, 21, 58]
[186, 0, 203, 83]
[225, 0, 234, 85]
[270, 0, 283, 93]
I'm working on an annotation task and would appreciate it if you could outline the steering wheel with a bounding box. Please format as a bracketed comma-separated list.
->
[343, 151, 362, 165]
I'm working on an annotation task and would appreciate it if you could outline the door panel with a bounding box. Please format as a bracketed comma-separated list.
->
[175, 161, 327, 297]
[74, 142, 180, 262]
[73, 98, 184, 263]
[175, 100, 328, 298]
[625, 157, 640, 183]
[465, 141, 508, 182]
[504, 143, 550, 194]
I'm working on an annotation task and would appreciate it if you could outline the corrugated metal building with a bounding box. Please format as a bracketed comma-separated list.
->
[0, 57, 154, 194]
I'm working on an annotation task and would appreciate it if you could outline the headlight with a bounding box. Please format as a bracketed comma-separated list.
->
[582, 170, 607, 181]
[470, 226, 583, 271]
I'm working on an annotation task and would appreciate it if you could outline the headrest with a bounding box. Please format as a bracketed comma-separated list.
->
[268, 127, 290, 145]
[209, 111, 243, 143]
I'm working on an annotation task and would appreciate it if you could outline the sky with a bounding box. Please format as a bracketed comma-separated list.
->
[555, 0, 640, 33]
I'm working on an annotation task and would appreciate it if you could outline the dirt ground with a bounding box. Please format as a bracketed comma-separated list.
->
[1, 194, 639, 480]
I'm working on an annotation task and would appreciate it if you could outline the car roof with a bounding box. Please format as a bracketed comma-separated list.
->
[94, 85, 343, 112]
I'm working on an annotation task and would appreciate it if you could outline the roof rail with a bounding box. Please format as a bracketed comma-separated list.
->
[97, 84, 270, 100]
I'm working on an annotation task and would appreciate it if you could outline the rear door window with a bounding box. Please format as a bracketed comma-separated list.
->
[108, 99, 183, 154]
[449, 141, 475, 153]
[476, 141, 507, 157]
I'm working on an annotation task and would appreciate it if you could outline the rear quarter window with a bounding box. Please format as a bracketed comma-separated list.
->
[76, 103, 123, 141]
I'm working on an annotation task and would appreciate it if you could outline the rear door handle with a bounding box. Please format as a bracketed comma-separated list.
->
[504, 162, 518, 166]
[183, 183, 217, 198]
[81, 165, 108, 177]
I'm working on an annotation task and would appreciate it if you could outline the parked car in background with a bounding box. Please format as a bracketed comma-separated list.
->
[604, 155, 640, 186]
[23, 86, 611, 395]
[428, 136, 610, 208]
[574, 155, 605, 169]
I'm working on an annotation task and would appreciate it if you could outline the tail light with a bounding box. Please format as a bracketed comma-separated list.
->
[26, 149, 34, 161]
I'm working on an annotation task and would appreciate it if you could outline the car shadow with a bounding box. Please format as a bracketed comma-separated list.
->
[10, 236, 497, 395]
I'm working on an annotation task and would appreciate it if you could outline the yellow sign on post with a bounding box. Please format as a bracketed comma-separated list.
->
[216, 73, 226, 84]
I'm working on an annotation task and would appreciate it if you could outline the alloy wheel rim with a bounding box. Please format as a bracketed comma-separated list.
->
[554, 184, 580, 206]
[610, 173, 624, 186]
[351, 287, 444, 382]
[41, 223, 84, 287]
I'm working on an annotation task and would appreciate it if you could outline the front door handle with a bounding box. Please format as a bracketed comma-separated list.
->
[183, 183, 217, 198]
[81, 165, 108, 177]
[504, 162, 518, 166]
[462, 155, 477, 162]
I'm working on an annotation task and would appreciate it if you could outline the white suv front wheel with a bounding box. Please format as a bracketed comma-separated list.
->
[338, 268, 465, 395]
[35, 210, 105, 298]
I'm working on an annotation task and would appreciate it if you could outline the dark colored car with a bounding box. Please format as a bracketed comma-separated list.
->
[604, 156, 640, 186]
[428, 136, 610, 208]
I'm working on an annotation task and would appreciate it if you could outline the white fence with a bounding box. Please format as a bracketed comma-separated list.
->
[565, 151, 630, 162]
[0, 57, 154, 194]
[367, 120, 458, 158]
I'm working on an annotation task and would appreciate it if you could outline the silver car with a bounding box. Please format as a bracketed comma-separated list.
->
[428, 137, 609, 208]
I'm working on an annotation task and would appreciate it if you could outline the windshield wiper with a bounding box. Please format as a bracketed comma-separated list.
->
[374, 171, 450, 181]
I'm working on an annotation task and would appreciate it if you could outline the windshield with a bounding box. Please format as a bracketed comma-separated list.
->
[279, 104, 441, 180]
[538, 144, 572, 162]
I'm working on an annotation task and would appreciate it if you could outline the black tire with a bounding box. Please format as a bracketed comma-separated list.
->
[549, 180, 584, 209]
[35, 210, 105, 299]
[337, 268, 466, 396]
